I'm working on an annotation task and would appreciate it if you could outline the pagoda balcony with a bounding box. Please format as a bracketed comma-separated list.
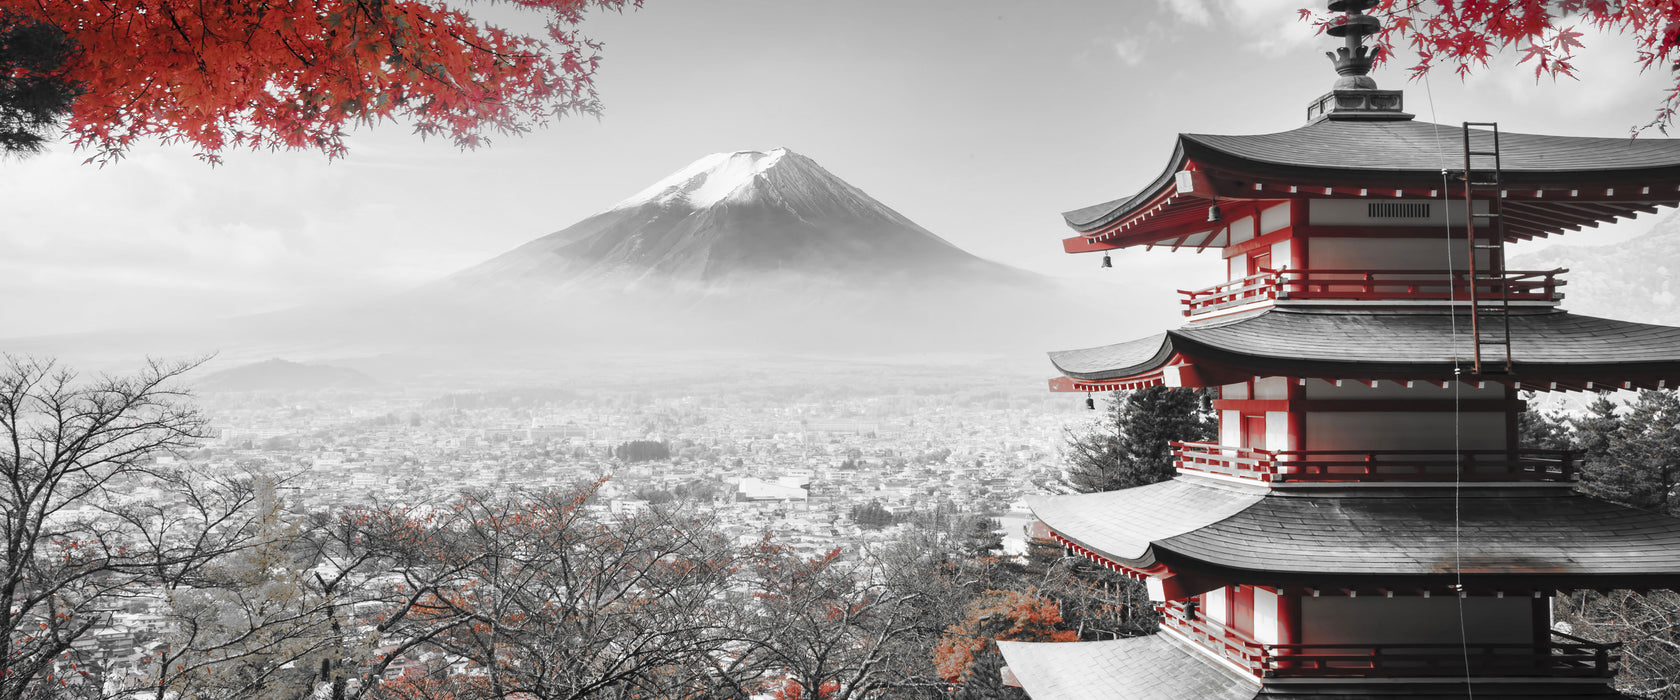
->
[1180, 268, 1566, 317]
[1171, 441, 1579, 483]
[1261, 630, 1619, 679]
[1157, 600, 1268, 676]
[1159, 601, 1619, 680]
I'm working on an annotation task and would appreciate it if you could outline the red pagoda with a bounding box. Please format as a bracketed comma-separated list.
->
[996, 3, 1680, 698]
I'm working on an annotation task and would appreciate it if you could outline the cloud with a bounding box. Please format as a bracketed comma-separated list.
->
[1218, 0, 1321, 55]
[1112, 36, 1147, 66]
[1158, 0, 1213, 26]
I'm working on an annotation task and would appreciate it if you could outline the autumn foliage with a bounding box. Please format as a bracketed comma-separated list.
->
[1305, 1, 1680, 131]
[0, 0, 638, 163]
[932, 588, 1075, 685]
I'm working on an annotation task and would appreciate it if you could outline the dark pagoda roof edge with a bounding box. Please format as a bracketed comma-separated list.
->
[1048, 308, 1680, 385]
[1061, 120, 1680, 235]
[997, 635, 1262, 700]
[1034, 484, 1680, 586]
[1062, 139, 1188, 232]
[1149, 545, 1680, 591]
[1047, 332, 1173, 381]
[1178, 131, 1680, 186]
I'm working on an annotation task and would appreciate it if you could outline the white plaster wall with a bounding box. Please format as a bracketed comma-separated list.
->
[1307, 237, 1472, 271]
[1223, 383, 1250, 400]
[1271, 239, 1293, 270]
[1205, 587, 1228, 625]
[1260, 202, 1291, 235]
[1301, 597, 1532, 645]
[1254, 376, 1290, 400]
[1266, 412, 1290, 451]
[1304, 380, 1506, 400]
[1229, 216, 1255, 246]
[1304, 412, 1506, 451]
[1220, 410, 1242, 447]
[1253, 588, 1280, 645]
[1229, 252, 1248, 280]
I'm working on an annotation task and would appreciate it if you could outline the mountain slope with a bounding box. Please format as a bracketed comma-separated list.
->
[447, 148, 1024, 292]
[1509, 210, 1680, 326]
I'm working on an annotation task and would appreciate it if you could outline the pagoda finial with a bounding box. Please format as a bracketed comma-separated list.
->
[1324, 0, 1382, 90]
[1305, 0, 1410, 122]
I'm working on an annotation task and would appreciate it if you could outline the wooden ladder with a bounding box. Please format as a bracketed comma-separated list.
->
[1461, 122, 1512, 375]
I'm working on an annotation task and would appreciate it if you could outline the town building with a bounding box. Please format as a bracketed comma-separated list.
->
[998, 2, 1680, 698]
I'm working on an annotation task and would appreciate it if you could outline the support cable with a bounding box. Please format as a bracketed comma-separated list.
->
[1422, 70, 1475, 700]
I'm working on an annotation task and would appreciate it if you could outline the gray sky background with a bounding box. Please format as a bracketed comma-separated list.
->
[2, 0, 1671, 337]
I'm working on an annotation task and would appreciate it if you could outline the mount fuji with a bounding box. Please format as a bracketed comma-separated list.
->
[13, 148, 1119, 373]
[444, 148, 1027, 292]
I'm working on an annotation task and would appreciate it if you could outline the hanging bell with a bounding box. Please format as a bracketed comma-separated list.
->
[1085, 394, 1096, 410]
[1207, 204, 1223, 223]
[1101, 253, 1112, 268]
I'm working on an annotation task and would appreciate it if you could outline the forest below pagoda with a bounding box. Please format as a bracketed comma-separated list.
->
[4, 356, 1678, 700]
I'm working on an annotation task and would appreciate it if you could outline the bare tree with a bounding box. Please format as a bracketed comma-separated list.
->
[0, 356, 283, 699]
[745, 539, 961, 700]
[337, 481, 764, 700]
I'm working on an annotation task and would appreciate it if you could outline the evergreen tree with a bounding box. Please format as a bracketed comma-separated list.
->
[1578, 391, 1680, 517]
[1574, 395, 1623, 458]
[850, 500, 898, 530]
[1064, 386, 1215, 493]
[1, 10, 84, 156]
[1517, 391, 1576, 451]
[960, 518, 1004, 560]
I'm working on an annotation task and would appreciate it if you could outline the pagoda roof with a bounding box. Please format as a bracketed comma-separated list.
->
[1023, 478, 1265, 566]
[998, 635, 1634, 699]
[1063, 119, 1680, 247]
[997, 635, 1257, 700]
[1049, 308, 1680, 389]
[1030, 477, 1680, 587]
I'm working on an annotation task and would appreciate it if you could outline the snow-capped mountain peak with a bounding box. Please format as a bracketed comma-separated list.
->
[453, 146, 1027, 291]
[612, 148, 790, 210]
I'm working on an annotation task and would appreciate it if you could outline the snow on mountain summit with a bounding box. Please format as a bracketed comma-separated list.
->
[450, 146, 1031, 292]
[612, 148, 790, 210]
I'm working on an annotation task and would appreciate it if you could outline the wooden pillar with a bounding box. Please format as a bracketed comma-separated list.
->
[1289, 198, 1309, 269]
[1531, 593, 1552, 649]
[1287, 379, 1306, 452]
[1279, 592, 1302, 644]
[1506, 383, 1521, 458]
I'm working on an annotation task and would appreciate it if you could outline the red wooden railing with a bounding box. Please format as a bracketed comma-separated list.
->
[1160, 601, 1618, 679]
[1158, 600, 1268, 676]
[1171, 442, 1578, 483]
[1180, 268, 1566, 316]
[1261, 630, 1619, 679]
[1179, 271, 1281, 315]
[1171, 442, 1279, 480]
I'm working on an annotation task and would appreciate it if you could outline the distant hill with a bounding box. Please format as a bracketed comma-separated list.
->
[1509, 210, 1680, 326]
[195, 359, 380, 393]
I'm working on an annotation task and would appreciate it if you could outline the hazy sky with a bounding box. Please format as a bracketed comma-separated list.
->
[2, 0, 1673, 337]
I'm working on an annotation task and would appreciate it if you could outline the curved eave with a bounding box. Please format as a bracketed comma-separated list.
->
[1047, 332, 1173, 382]
[1033, 480, 1680, 589]
[1181, 122, 1680, 184]
[998, 636, 1259, 700]
[1154, 490, 1680, 588]
[1048, 309, 1680, 389]
[1061, 121, 1680, 248]
[1063, 140, 1188, 233]
[1026, 478, 1267, 570]
[999, 637, 1634, 700]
